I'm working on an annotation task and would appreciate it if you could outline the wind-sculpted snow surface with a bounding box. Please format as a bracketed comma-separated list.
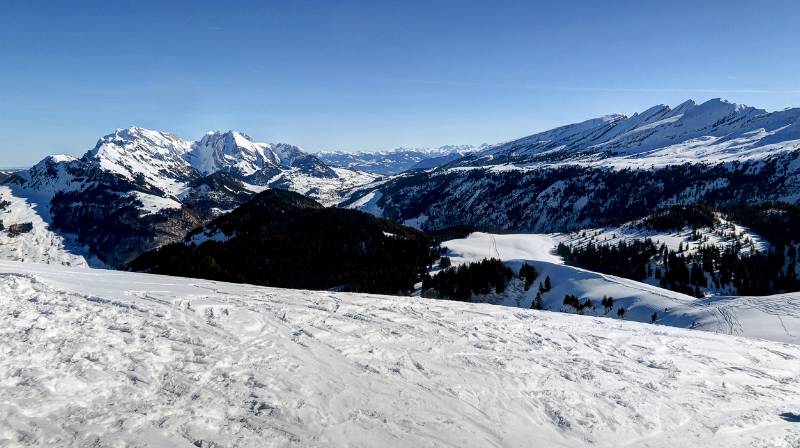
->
[0, 260, 798, 447]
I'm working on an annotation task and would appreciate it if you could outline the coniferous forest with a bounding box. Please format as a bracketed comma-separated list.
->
[421, 258, 514, 301]
[130, 190, 439, 295]
[556, 204, 800, 297]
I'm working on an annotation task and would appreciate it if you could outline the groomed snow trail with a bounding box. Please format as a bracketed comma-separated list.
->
[0, 261, 798, 447]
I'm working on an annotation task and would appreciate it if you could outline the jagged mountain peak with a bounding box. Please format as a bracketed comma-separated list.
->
[191, 130, 276, 176]
[90, 126, 188, 153]
[457, 98, 781, 166]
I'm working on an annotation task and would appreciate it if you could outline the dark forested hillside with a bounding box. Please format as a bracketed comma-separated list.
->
[129, 189, 438, 295]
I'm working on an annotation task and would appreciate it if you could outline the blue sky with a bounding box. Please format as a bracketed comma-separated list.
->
[1, 0, 799, 166]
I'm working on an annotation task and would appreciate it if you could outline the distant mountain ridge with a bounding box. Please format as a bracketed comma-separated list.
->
[453, 98, 798, 168]
[318, 144, 488, 175]
[344, 99, 800, 233]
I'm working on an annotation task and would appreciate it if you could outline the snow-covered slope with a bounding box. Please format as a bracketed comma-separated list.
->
[440, 232, 800, 344]
[318, 144, 486, 175]
[0, 260, 798, 447]
[0, 186, 94, 266]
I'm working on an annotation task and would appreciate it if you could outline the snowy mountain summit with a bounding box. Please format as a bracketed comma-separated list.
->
[459, 98, 799, 168]
[78, 127, 341, 196]
[190, 131, 336, 180]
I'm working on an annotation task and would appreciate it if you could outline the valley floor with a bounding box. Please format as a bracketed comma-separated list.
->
[0, 260, 798, 447]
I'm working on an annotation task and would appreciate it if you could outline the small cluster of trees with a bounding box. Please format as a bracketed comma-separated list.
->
[562, 294, 592, 314]
[530, 275, 552, 310]
[640, 205, 717, 231]
[561, 293, 627, 318]
[422, 258, 513, 302]
[600, 296, 615, 314]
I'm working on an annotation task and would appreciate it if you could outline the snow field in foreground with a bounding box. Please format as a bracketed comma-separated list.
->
[0, 260, 798, 447]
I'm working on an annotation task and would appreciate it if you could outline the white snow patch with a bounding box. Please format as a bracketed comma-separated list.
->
[132, 192, 182, 216]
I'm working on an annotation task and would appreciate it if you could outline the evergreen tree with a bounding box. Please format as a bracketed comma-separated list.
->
[519, 263, 538, 291]
[532, 291, 544, 310]
[543, 275, 552, 292]
[601, 296, 614, 314]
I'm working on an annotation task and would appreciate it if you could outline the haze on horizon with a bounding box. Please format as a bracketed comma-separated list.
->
[1, 0, 799, 166]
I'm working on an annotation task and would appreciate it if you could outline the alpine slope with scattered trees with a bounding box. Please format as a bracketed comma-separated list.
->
[556, 204, 800, 297]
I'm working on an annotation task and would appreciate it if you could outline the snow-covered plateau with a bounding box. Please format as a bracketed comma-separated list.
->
[0, 260, 799, 447]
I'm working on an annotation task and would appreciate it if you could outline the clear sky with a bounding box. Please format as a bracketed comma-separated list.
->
[1, 0, 799, 166]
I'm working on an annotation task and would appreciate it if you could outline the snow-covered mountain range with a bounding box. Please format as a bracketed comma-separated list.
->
[318, 144, 487, 175]
[344, 99, 800, 232]
[6, 127, 376, 266]
[18, 127, 367, 201]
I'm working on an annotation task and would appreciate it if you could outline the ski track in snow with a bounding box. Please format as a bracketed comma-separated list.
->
[0, 261, 798, 447]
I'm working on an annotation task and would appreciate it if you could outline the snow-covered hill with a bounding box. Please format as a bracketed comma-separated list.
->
[439, 232, 800, 344]
[0, 260, 798, 447]
[345, 99, 800, 233]
[318, 144, 486, 175]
